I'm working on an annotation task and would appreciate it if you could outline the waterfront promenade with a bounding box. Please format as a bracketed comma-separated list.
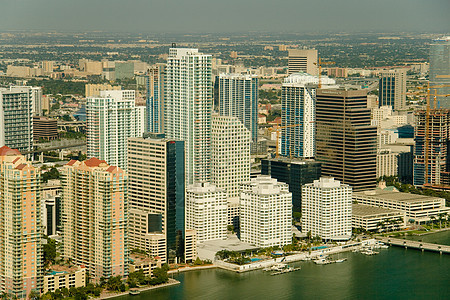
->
[376, 236, 450, 254]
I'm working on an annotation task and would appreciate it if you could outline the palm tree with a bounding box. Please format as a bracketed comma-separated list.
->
[376, 221, 385, 233]
[438, 213, 446, 230]
[429, 216, 436, 230]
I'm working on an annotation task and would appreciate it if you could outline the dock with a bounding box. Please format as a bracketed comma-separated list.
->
[376, 237, 450, 254]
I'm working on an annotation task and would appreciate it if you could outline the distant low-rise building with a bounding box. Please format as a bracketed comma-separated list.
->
[129, 254, 163, 277]
[352, 204, 406, 232]
[33, 116, 58, 141]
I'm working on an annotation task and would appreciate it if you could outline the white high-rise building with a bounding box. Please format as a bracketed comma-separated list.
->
[0, 86, 34, 152]
[218, 74, 258, 152]
[240, 176, 292, 248]
[185, 183, 228, 243]
[164, 48, 212, 185]
[302, 177, 352, 241]
[86, 90, 143, 170]
[281, 72, 337, 158]
[211, 114, 250, 199]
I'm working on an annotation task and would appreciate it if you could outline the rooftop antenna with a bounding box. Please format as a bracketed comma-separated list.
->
[172, 43, 176, 48]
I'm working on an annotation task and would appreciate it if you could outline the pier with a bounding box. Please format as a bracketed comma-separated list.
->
[376, 237, 450, 255]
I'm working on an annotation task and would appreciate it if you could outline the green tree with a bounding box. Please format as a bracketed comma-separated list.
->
[43, 237, 57, 267]
[106, 276, 123, 291]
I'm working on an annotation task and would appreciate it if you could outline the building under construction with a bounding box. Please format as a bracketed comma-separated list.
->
[413, 109, 450, 186]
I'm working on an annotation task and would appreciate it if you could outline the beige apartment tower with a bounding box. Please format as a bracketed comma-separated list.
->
[378, 69, 406, 111]
[61, 158, 128, 280]
[0, 146, 43, 299]
[288, 49, 318, 75]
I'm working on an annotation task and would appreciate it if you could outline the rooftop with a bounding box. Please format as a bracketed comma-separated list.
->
[352, 204, 403, 217]
[354, 189, 444, 204]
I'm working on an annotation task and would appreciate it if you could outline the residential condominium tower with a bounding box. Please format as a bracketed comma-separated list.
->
[211, 114, 250, 199]
[61, 158, 128, 280]
[378, 69, 406, 111]
[0, 86, 34, 153]
[0, 146, 43, 299]
[218, 73, 258, 152]
[145, 64, 165, 133]
[316, 89, 377, 191]
[86, 90, 144, 170]
[164, 48, 212, 185]
[185, 183, 227, 243]
[240, 176, 292, 248]
[128, 134, 185, 263]
[302, 177, 352, 241]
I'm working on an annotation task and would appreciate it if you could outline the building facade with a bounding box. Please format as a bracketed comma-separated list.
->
[302, 177, 352, 241]
[211, 114, 250, 199]
[33, 116, 58, 141]
[0, 146, 43, 299]
[218, 73, 258, 151]
[316, 89, 377, 191]
[61, 158, 128, 280]
[261, 158, 321, 210]
[128, 134, 185, 263]
[185, 183, 228, 243]
[0, 87, 34, 153]
[145, 64, 165, 133]
[86, 90, 143, 170]
[288, 49, 318, 75]
[164, 48, 212, 185]
[240, 176, 292, 248]
[413, 109, 450, 186]
[378, 69, 407, 111]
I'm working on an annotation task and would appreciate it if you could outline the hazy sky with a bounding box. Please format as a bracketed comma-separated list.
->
[1, 0, 449, 33]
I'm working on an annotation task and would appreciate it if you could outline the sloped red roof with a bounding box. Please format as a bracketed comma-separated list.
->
[84, 157, 107, 167]
[15, 163, 27, 170]
[66, 159, 77, 166]
[106, 166, 116, 172]
[0, 146, 21, 156]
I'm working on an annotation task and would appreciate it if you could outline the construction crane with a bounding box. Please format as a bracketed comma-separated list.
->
[405, 84, 450, 184]
[314, 57, 335, 88]
[269, 124, 302, 158]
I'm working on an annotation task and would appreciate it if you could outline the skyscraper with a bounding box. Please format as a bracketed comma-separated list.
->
[211, 114, 250, 199]
[164, 48, 212, 185]
[0, 146, 43, 299]
[261, 158, 321, 210]
[145, 64, 165, 133]
[378, 69, 406, 110]
[240, 176, 292, 248]
[288, 49, 318, 75]
[61, 158, 128, 280]
[86, 90, 144, 170]
[218, 73, 258, 152]
[413, 109, 450, 186]
[280, 73, 317, 159]
[429, 36, 450, 108]
[128, 134, 185, 263]
[0, 87, 34, 153]
[316, 89, 377, 191]
[302, 177, 352, 241]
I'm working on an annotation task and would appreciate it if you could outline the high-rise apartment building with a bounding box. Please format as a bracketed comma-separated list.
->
[128, 134, 185, 263]
[61, 158, 128, 280]
[288, 49, 318, 75]
[280, 73, 317, 158]
[378, 69, 406, 110]
[86, 90, 143, 170]
[185, 183, 227, 243]
[0, 87, 34, 153]
[302, 177, 352, 241]
[240, 176, 292, 248]
[316, 89, 377, 191]
[413, 109, 450, 186]
[0, 146, 43, 299]
[261, 158, 321, 210]
[145, 64, 165, 133]
[85, 84, 121, 97]
[218, 73, 258, 151]
[211, 114, 250, 199]
[164, 48, 212, 185]
[429, 37, 450, 108]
